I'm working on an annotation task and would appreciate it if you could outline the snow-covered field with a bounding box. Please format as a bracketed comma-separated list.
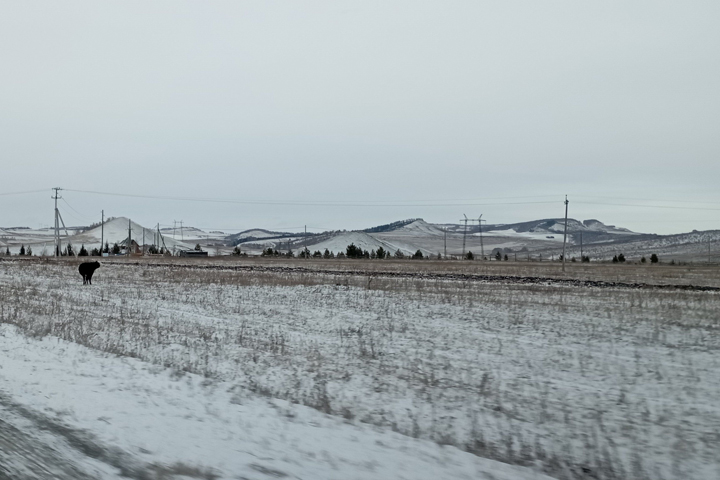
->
[1, 259, 719, 479]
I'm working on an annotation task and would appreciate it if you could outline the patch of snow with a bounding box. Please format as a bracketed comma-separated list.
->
[0, 325, 552, 480]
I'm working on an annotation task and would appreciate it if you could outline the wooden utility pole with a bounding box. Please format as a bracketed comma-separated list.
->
[562, 195, 569, 272]
[477, 215, 485, 259]
[461, 214, 468, 259]
[52, 188, 62, 256]
[443, 228, 447, 258]
[101, 210, 104, 255]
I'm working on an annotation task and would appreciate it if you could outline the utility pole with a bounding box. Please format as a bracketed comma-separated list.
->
[101, 210, 104, 256]
[580, 232, 583, 259]
[304, 225, 307, 259]
[52, 188, 62, 256]
[443, 228, 447, 259]
[477, 215, 485, 260]
[157, 223, 169, 254]
[128, 219, 132, 255]
[562, 195, 569, 272]
[180, 220, 184, 242]
[461, 214, 468, 259]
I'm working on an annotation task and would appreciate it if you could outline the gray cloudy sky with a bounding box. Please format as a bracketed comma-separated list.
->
[1, 1, 718, 235]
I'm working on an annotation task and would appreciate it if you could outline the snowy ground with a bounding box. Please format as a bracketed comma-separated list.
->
[1, 259, 719, 479]
[0, 325, 540, 480]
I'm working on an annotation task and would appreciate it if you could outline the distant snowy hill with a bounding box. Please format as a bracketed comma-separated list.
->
[557, 229, 720, 262]
[71, 217, 192, 252]
[304, 231, 423, 256]
[226, 228, 295, 245]
[3, 216, 717, 261]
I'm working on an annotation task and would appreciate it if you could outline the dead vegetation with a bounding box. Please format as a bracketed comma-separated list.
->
[1, 259, 719, 479]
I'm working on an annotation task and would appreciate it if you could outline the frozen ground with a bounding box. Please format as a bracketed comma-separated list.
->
[1, 259, 719, 479]
[0, 325, 539, 480]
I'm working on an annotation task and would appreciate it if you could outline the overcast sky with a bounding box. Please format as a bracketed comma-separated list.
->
[1, 1, 718, 235]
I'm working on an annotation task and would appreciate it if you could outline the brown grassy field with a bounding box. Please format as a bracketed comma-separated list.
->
[31, 255, 720, 288]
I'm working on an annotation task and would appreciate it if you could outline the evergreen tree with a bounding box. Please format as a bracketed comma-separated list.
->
[504, 254, 508, 261]
[313, 250, 322, 258]
[466, 251, 475, 260]
[618, 253, 626, 263]
[112, 243, 120, 254]
[582, 255, 590, 263]
[323, 249, 331, 259]
[194, 243, 203, 252]
[19, 245, 25, 256]
[394, 249, 404, 258]
[66, 242, 74, 256]
[91, 247, 101, 256]
[103, 242, 110, 254]
[346, 243, 361, 258]
[5, 247, 9, 256]
[370, 249, 376, 259]
[612, 255, 619, 263]
[376, 247, 386, 259]
[78, 245, 88, 256]
[413, 250, 424, 259]
[363, 250, 370, 259]
[232, 246, 242, 256]
[641, 256, 646, 263]
[27, 246, 33, 256]
[495, 251, 501, 261]
[650, 253, 659, 263]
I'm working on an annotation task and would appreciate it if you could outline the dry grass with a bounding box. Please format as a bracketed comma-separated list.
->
[2, 258, 719, 479]
[16, 254, 720, 288]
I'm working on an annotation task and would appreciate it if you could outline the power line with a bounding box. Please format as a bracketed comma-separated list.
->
[574, 194, 720, 206]
[575, 201, 720, 211]
[61, 198, 94, 222]
[0, 188, 50, 196]
[63, 188, 559, 208]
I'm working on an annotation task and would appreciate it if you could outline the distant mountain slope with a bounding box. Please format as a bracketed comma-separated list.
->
[362, 218, 423, 233]
[226, 228, 299, 246]
[71, 217, 191, 251]
[304, 232, 399, 255]
[558, 229, 720, 261]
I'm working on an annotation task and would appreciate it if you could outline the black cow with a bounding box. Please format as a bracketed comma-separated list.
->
[78, 261, 101, 285]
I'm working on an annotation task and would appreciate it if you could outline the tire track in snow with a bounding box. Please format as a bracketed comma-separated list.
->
[0, 391, 176, 480]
